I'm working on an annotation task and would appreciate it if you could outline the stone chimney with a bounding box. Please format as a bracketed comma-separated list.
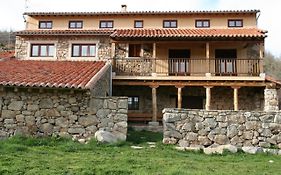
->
[121, 5, 127, 12]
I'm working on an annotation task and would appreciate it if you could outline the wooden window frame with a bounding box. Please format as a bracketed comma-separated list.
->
[128, 96, 139, 110]
[163, 20, 178, 28]
[195, 20, 210, 28]
[30, 44, 55, 57]
[128, 44, 141, 57]
[134, 20, 143, 28]
[69, 21, 83, 29]
[228, 19, 243, 27]
[71, 44, 96, 57]
[99, 20, 114, 28]
[39, 21, 53, 29]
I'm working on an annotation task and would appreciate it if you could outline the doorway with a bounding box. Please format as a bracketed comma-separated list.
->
[168, 49, 190, 75]
[215, 49, 237, 75]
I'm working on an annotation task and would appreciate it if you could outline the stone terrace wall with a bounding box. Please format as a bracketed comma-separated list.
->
[163, 109, 281, 148]
[0, 88, 128, 141]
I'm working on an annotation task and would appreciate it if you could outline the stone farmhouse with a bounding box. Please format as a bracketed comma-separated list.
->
[0, 6, 280, 139]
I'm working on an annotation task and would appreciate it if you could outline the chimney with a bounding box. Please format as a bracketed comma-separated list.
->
[121, 4, 127, 12]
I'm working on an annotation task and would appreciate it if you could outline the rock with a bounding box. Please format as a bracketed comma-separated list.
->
[68, 127, 85, 134]
[8, 101, 23, 111]
[204, 118, 217, 129]
[163, 113, 180, 123]
[117, 99, 127, 109]
[263, 148, 279, 155]
[203, 147, 220, 154]
[108, 100, 117, 109]
[175, 146, 185, 151]
[131, 146, 143, 149]
[55, 117, 69, 128]
[78, 115, 99, 126]
[15, 115, 25, 122]
[182, 123, 195, 131]
[39, 98, 53, 109]
[94, 130, 118, 143]
[86, 125, 97, 133]
[220, 144, 238, 153]
[4, 119, 14, 124]
[115, 121, 127, 128]
[68, 97, 76, 104]
[25, 116, 35, 126]
[214, 135, 229, 145]
[1, 110, 16, 119]
[259, 142, 270, 148]
[274, 114, 281, 124]
[163, 138, 177, 144]
[27, 105, 39, 111]
[242, 146, 263, 154]
[0, 130, 7, 138]
[96, 109, 111, 118]
[114, 114, 127, 121]
[40, 123, 53, 135]
[243, 131, 253, 140]
[178, 139, 189, 147]
[227, 125, 238, 138]
[245, 121, 260, 130]
[185, 146, 202, 152]
[46, 109, 60, 117]
[185, 132, 198, 141]
[112, 131, 126, 141]
[164, 131, 182, 139]
[198, 136, 212, 146]
[261, 129, 272, 137]
[78, 139, 86, 144]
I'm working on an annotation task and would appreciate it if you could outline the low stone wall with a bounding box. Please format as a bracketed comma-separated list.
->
[163, 108, 281, 148]
[0, 88, 128, 141]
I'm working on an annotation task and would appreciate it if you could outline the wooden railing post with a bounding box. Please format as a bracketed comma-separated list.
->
[259, 42, 264, 73]
[152, 43, 157, 75]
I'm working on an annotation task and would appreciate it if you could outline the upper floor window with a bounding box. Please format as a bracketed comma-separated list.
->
[72, 44, 96, 57]
[39, 21, 52, 29]
[163, 20, 177, 28]
[99, 20, 114, 28]
[69, 21, 83, 29]
[195, 20, 210, 28]
[134, 20, 143, 28]
[228, 19, 243, 27]
[128, 96, 139, 110]
[31, 44, 55, 57]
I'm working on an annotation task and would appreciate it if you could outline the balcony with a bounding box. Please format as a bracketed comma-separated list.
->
[114, 57, 262, 76]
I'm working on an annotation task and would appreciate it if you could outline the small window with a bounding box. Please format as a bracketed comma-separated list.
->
[134, 20, 143, 28]
[39, 21, 52, 29]
[31, 44, 55, 57]
[71, 44, 96, 57]
[129, 44, 141, 57]
[163, 20, 177, 28]
[69, 21, 83, 29]
[99, 21, 114, 28]
[128, 96, 139, 110]
[228, 19, 243, 27]
[195, 20, 210, 28]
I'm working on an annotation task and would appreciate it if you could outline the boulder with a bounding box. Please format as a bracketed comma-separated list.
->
[95, 130, 123, 143]
[242, 146, 263, 154]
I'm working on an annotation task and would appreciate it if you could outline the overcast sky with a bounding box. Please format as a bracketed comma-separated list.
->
[1, 0, 280, 56]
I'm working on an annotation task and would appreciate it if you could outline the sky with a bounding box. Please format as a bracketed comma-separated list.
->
[1, 0, 280, 56]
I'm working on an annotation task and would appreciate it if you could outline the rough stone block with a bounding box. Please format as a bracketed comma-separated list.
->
[1, 110, 16, 119]
[78, 115, 99, 127]
[39, 98, 53, 109]
[8, 101, 24, 111]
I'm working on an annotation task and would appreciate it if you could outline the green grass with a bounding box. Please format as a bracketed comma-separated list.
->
[0, 129, 280, 175]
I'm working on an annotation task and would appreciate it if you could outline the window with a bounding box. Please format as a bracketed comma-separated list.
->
[39, 21, 52, 29]
[129, 44, 141, 57]
[31, 44, 55, 57]
[228, 19, 243, 27]
[128, 96, 139, 110]
[195, 20, 210, 28]
[99, 21, 114, 28]
[69, 21, 83, 29]
[134, 20, 143, 28]
[71, 44, 96, 57]
[163, 20, 177, 28]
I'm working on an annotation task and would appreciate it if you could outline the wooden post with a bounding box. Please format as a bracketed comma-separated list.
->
[176, 86, 184, 109]
[152, 43, 157, 74]
[111, 42, 116, 68]
[204, 86, 213, 110]
[259, 42, 264, 73]
[232, 86, 240, 111]
[206, 42, 210, 74]
[150, 85, 159, 123]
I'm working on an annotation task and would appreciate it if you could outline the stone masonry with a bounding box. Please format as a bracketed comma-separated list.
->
[163, 108, 281, 149]
[264, 88, 279, 111]
[0, 88, 128, 141]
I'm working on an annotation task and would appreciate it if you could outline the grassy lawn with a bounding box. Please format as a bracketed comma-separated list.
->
[0, 129, 280, 175]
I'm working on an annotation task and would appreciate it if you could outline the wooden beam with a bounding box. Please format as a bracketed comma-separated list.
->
[232, 86, 240, 111]
[259, 42, 264, 73]
[204, 86, 213, 110]
[149, 85, 159, 122]
[175, 86, 184, 109]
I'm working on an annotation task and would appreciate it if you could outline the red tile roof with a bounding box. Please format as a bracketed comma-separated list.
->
[110, 28, 266, 40]
[14, 29, 113, 36]
[24, 10, 259, 16]
[0, 60, 108, 89]
[0, 51, 15, 60]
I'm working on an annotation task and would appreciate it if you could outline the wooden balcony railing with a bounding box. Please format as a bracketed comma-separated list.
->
[114, 57, 262, 76]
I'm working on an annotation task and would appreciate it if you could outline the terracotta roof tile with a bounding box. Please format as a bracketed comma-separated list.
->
[110, 28, 266, 39]
[15, 29, 113, 36]
[0, 60, 107, 89]
[23, 10, 259, 16]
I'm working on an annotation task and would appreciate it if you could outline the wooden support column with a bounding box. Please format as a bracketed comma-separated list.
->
[259, 42, 264, 73]
[111, 42, 116, 68]
[206, 42, 210, 74]
[150, 85, 159, 123]
[204, 86, 213, 110]
[152, 43, 157, 74]
[232, 86, 240, 111]
[176, 86, 184, 109]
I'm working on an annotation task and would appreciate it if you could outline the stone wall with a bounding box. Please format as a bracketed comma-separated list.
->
[0, 88, 128, 141]
[91, 66, 111, 97]
[264, 88, 279, 111]
[163, 108, 281, 149]
[15, 36, 111, 60]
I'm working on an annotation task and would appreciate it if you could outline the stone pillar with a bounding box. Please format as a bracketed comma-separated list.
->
[204, 86, 213, 110]
[264, 87, 279, 111]
[149, 85, 159, 125]
[232, 86, 240, 111]
[176, 86, 184, 109]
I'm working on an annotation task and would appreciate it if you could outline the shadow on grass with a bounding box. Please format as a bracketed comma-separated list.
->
[126, 127, 163, 145]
